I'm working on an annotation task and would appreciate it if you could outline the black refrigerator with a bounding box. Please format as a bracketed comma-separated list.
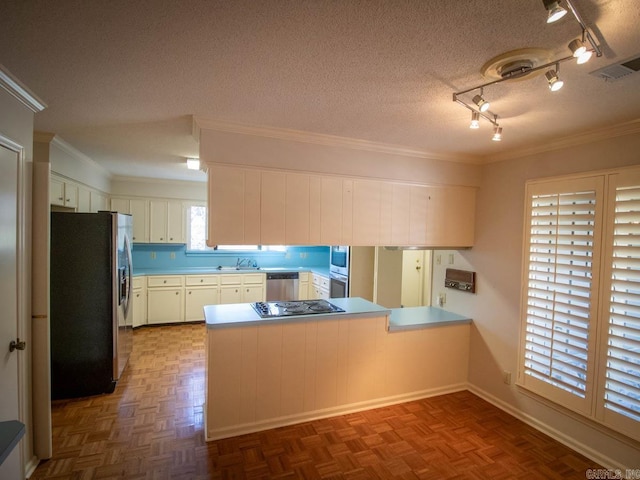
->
[50, 211, 133, 399]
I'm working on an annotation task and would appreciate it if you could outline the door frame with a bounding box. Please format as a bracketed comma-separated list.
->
[0, 133, 28, 475]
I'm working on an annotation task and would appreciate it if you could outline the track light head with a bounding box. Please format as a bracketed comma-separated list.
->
[472, 94, 490, 112]
[543, 0, 567, 23]
[545, 69, 564, 91]
[568, 38, 593, 64]
[469, 111, 480, 129]
[492, 126, 503, 142]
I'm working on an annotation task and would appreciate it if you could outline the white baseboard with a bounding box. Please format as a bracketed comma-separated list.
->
[467, 384, 630, 470]
[25, 455, 40, 479]
[205, 383, 467, 441]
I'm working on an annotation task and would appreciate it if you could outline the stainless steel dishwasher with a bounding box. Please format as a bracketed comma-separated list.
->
[266, 272, 299, 301]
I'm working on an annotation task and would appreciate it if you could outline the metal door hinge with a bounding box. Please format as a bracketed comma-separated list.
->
[9, 338, 26, 352]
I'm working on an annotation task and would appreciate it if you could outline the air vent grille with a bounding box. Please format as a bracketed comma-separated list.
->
[591, 54, 640, 82]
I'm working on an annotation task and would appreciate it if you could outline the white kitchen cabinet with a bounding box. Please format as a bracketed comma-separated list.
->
[261, 172, 286, 245]
[208, 165, 260, 246]
[185, 275, 219, 321]
[90, 191, 108, 212]
[219, 273, 265, 303]
[111, 197, 150, 243]
[147, 275, 185, 324]
[352, 179, 381, 245]
[310, 273, 330, 300]
[285, 173, 311, 245]
[50, 175, 78, 209]
[298, 272, 310, 300]
[132, 276, 147, 327]
[206, 166, 476, 247]
[77, 185, 91, 212]
[149, 199, 185, 243]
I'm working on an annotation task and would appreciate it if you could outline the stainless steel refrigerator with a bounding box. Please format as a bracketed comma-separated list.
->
[50, 211, 133, 399]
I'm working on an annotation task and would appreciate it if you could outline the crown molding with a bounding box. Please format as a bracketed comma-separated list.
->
[33, 131, 56, 143]
[37, 132, 113, 179]
[193, 116, 483, 165]
[0, 64, 46, 113]
[111, 175, 206, 186]
[486, 118, 640, 163]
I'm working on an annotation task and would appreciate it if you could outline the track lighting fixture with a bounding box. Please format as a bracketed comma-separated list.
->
[492, 126, 503, 142]
[569, 38, 593, 64]
[545, 68, 564, 91]
[543, 0, 567, 23]
[451, 0, 603, 141]
[472, 93, 490, 112]
[469, 111, 480, 129]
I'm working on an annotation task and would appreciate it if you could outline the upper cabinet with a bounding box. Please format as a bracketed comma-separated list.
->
[50, 175, 78, 209]
[112, 197, 185, 244]
[206, 164, 476, 247]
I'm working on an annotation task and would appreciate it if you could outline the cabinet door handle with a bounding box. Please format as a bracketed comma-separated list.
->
[175, 291, 179, 295]
[188, 291, 192, 295]
[163, 280, 167, 284]
[200, 279, 203, 283]
[9, 338, 26, 352]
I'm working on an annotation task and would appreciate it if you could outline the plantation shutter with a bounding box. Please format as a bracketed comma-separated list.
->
[519, 177, 603, 415]
[598, 179, 640, 441]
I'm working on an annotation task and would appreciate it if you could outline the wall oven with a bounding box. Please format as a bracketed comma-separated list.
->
[329, 246, 349, 276]
[330, 272, 348, 298]
[329, 246, 350, 298]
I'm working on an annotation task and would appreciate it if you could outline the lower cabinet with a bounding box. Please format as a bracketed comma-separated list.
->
[147, 275, 185, 324]
[139, 273, 266, 326]
[132, 277, 147, 327]
[298, 272, 310, 300]
[185, 275, 220, 322]
[219, 274, 265, 304]
[310, 273, 330, 300]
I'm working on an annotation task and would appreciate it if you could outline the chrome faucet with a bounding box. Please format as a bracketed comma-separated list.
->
[236, 257, 257, 268]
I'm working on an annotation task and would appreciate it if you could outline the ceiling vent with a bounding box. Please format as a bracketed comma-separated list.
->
[590, 55, 640, 82]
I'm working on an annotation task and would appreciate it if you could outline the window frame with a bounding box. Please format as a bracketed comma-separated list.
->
[517, 168, 640, 442]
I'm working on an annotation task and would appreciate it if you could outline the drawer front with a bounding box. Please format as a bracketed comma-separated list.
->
[132, 276, 145, 289]
[298, 272, 310, 282]
[242, 273, 265, 285]
[219, 274, 242, 285]
[185, 275, 219, 286]
[147, 275, 184, 287]
[320, 276, 330, 289]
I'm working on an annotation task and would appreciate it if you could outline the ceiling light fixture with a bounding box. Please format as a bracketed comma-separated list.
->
[470, 111, 480, 129]
[472, 90, 490, 112]
[451, 0, 602, 140]
[543, 0, 567, 23]
[545, 66, 564, 91]
[186, 158, 200, 170]
[492, 126, 503, 142]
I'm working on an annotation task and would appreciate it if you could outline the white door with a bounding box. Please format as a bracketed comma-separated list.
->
[0, 142, 23, 479]
[401, 250, 424, 307]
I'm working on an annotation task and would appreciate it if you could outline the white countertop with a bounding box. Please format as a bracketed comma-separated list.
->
[204, 297, 391, 328]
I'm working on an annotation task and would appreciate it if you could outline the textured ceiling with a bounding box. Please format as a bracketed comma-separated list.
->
[1, 0, 639, 182]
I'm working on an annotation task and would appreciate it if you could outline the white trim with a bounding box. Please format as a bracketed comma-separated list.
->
[486, 118, 640, 163]
[467, 384, 636, 470]
[205, 383, 468, 441]
[111, 174, 204, 187]
[48, 135, 113, 179]
[0, 64, 46, 113]
[194, 116, 484, 165]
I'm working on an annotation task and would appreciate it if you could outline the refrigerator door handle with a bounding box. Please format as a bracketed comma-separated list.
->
[122, 235, 133, 319]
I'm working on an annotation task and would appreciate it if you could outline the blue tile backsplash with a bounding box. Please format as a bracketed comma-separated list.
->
[132, 244, 329, 272]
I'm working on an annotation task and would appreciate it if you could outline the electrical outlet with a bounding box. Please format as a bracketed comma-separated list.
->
[502, 371, 512, 385]
[436, 254, 442, 265]
[151, 252, 156, 260]
[285, 252, 291, 259]
[438, 293, 446, 307]
[300, 252, 307, 259]
[448, 253, 455, 264]
[170, 252, 176, 260]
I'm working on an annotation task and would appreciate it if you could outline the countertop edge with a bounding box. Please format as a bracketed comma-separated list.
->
[387, 317, 472, 332]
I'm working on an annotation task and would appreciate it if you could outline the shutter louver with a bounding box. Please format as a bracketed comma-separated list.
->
[604, 185, 640, 422]
[524, 190, 596, 398]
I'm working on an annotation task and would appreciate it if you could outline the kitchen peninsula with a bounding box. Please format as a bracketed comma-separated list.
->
[204, 298, 471, 441]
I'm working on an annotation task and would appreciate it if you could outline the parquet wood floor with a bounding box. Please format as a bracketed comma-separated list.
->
[30, 323, 600, 479]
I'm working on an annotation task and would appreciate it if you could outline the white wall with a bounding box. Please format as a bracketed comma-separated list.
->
[444, 132, 640, 468]
[199, 128, 483, 187]
[46, 137, 111, 193]
[111, 176, 206, 201]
